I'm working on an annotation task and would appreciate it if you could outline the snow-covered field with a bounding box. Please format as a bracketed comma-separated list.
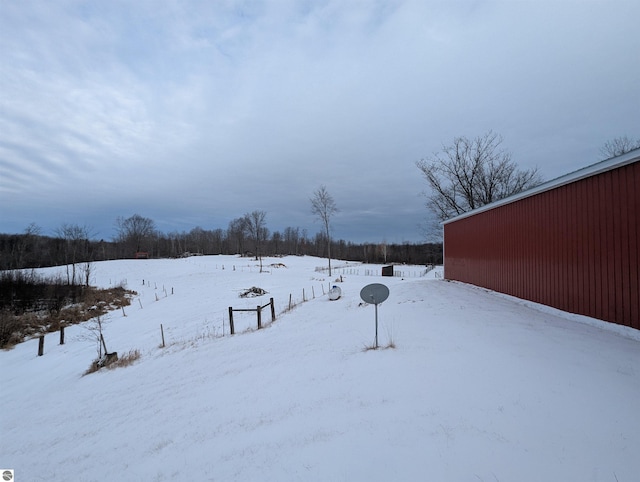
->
[2, 255, 639, 481]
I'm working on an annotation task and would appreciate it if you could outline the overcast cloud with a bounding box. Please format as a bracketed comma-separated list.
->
[1, 0, 638, 243]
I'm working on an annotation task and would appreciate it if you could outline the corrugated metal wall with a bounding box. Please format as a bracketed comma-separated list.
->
[444, 160, 639, 329]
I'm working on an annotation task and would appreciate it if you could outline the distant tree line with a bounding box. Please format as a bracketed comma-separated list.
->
[0, 214, 442, 271]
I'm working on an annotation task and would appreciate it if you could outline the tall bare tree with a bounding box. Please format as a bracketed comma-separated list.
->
[271, 231, 282, 255]
[416, 131, 542, 222]
[55, 223, 94, 285]
[599, 135, 640, 159]
[283, 226, 300, 255]
[311, 185, 339, 276]
[227, 217, 249, 255]
[244, 210, 268, 272]
[114, 214, 156, 255]
[11, 223, 42, 268]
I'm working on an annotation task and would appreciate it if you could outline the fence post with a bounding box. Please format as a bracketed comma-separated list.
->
[289, 294, 292, 311]
[160, 324, 166, 348]
[257, 305, 262, 329]
[59, 325, 65, 345]
[228, 307, 235, 335]
[270, 298, 276, 322]
[38, 335, 44, 356]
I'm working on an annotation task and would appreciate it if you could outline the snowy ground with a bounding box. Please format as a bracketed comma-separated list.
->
[1, 255, 639, 481]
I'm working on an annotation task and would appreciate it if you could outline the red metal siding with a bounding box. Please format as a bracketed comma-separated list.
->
[444, 160, 639, 329]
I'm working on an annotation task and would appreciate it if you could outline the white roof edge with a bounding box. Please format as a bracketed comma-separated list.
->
[442, 147, 640, 225]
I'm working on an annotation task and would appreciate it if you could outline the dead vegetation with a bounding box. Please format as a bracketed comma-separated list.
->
[84, 349, 141, 375]
[239, 286, 267, 298]
[0, 270, 136, 349]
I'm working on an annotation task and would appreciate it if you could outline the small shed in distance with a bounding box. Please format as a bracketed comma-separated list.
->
[443, 149, 639, 330]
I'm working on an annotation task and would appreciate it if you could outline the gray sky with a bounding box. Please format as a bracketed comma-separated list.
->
[1, 0, 638, 243]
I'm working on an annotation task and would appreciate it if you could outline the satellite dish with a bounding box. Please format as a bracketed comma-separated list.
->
[360, 283, 389, 305]
[359, 283, 390, 349]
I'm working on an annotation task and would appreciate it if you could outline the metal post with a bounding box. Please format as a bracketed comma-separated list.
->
[375, 303, 379, 348]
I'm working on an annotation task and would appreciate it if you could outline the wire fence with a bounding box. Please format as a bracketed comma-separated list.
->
[144, 282, 331, 350]
[48, 262, 440, 358]
[315, 264, 436, 278]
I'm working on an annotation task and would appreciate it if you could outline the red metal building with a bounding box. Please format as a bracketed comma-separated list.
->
[443, 149, 639, 329]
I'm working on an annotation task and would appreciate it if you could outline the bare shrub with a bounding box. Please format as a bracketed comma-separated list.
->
[107, 349, 141, 369]
[362, 341, 396, 352]
[239, 287, 267, 298]
[84, 349, 140, 375]
[0, 272, 136, 348]
[0, 309, 23, 349]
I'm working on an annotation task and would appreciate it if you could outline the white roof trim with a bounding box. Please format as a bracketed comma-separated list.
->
[443, 147, 640, 225]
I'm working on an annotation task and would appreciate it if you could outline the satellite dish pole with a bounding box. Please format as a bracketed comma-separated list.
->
[360, 283, 390, 349]
[373, 294, 379, 348]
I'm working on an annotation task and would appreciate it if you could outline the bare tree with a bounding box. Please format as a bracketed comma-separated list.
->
[83, 314, 110, 362]
[80, 260, 95, 287]
[114, 214, 156, 255]
[416, 131, 542, 221]
[271, 231, 282, 255]
[283, 226, 300, 255]
[599, 135, 640, 159]
[11, 223, 42, 268]
[378, 241, 388, 264]
[244, 210, 268, 272]
[55, 223, 94, 285]
[311, 185, 339, 276]
[227, 217, 249, 255]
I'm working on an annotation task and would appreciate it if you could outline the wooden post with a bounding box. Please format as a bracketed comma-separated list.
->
[228, 307, 235, 335]
[312, 286, 315, 299]
[122, 306, 126, 317]
[38, 335, 44, 356]
[257, 305, 262, 329]
[289, 294, 292, 311]
[270, 298, 276, 322]
[59, 325, 65, 345]
[303, 288, 306, 302]
[160, 323, 165, 348]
